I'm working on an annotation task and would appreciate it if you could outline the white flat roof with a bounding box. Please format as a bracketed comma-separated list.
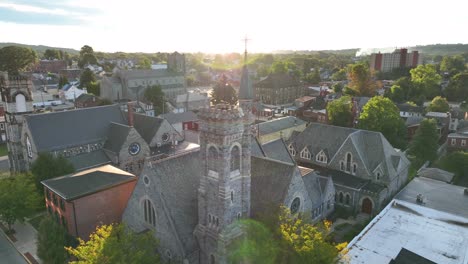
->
[345, 200, 468, 264]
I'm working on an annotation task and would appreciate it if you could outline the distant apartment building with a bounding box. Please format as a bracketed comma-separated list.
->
[370, 49, 422, 72]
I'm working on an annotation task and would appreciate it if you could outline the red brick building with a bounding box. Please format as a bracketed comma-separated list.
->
[34, 60, 67, 74]
[42, 165, 137, 240]
[447, 130, 468, 152]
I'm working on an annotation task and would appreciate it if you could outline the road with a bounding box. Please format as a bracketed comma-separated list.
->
[0, 232, 27, 264]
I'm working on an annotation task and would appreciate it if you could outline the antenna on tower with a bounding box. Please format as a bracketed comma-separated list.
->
[242, 35, 251, 64]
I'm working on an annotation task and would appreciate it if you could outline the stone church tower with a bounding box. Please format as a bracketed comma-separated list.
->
[194, 46, 254, 263]
[0, 72, 34, 172]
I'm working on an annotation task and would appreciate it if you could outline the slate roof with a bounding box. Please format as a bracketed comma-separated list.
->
[159, 111, 198, 124]
[417, 168, 454, 183]
[251, 136, 265, 157]
[103, 122, 131, 153]
[302, 171, 325, 208]
[65, 150, 111, 171]
[254, 73, 300, 89]
[397, 103, 424, 113]
[258, 116, 306, 135]
[250, 156, 297, 217]
[315, 168, 369, 190]
[42, 165, 136, 200]
[75, 93, 98, 104]
[25, 105, 126, 152]
[405, 116, 424, 127]
[261, 138, 294, 164]
[389, 248, 436, 264]
[133, 113, 164, 144]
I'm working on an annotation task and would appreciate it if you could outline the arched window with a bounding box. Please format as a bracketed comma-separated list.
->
[143, 199, 156, 227]
[339, 192, 344, 203]
[300, 148, 311, 159]
[207, 147, 218, 172]
[290, 197, 301, 214]
[353, 164, 357, 174]
[288, 144, 296, 156]
[346, 153, 352, 172]
[334, 193, 337, 202]
[345, 194, 351, 205]
[231, 191, 234, 202]
[230, 145, 240, 171]
[376, 172, 381, 180]
[15, 93, 26, 112]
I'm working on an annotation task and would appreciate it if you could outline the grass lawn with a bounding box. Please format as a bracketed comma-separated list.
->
[28, 213, 46, 231]
[0, 144, 7, 157]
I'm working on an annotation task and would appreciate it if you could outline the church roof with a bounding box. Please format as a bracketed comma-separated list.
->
[42, 165, 136, 200]
[258, 116, 305, 136]
[302, 172, 325, 208]
[239, 65, 253, 100]
[261, 138, 294, 164]
[250, 156, 297, 217]
[103, 122, 132, 153]
[133, 113, 164, 144]
[65, 150, 111, 171]
[25, 105, 126, 152]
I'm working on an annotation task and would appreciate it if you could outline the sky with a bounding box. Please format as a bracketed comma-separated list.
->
[0, 0, 467, 54]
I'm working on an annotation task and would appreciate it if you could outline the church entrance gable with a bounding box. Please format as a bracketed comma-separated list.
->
[361, 197, 373, 214]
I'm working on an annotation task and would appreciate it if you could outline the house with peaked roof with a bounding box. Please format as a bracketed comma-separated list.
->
[288, 123, 410, 215]
[254, 73, 304, 107]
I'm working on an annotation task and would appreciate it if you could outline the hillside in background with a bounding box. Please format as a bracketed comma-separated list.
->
[0, 42, 79, 55]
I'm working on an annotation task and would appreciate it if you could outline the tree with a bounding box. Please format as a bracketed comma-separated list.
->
[87, 81, 100, 96]
[0, 46, 37, 75]
[58, 75, 69, 88]
[79, 69, 96, 89]
[37, 216, 72, 264]
[408, 119, 439, 164]
[445, 72, 468, 102]
[331, 68, 347, 81]
[332, 82, 344, 94]
[144, 85, 166, 114]
[436, 151, 468, 186]
[66, 223, 160, 264]
[210, 75, 238, 106]
[304, 68, 321, 84]
[440, 55, 466, 77]
[326, 96, 354, 127]
[78, 45, 97, 68]
[427, 96, 449, 112]
[0, 174, 41, 232]
[138, 58, 152, 70]
[271, 61, 288, 74]
[347, 63, 376, 96]
[410, 64, 442, 99]
[386, 84, 405, 103]
[358, 97, 407, 149]
[43, 49, 62, 60]
[31, 153, 75, 191]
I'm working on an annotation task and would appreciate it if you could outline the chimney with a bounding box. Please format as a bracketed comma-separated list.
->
[127, 102, 134, 127]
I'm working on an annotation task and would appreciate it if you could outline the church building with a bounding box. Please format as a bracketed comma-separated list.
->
[123, 50, 332, 263]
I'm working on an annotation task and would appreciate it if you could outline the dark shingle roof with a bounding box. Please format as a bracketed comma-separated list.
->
[42, 165, 135, 200]
[258, 116, 306, 135]
[65, 150, 111, 171]
[254, 73, 299, 89]
[302, 172, 324, 208]
[159, 111, 198, 124]
[251, 136, 265, 157]
[251, 156, 296, 217]
[389, 248, 436, 264]
[26, 105, 125, 152]
[315, 168, 368, 190]
[417, 168, 454, 183]
[261, 138, 294, 164]
[103, 122, 131, 153]
[75, 93, 98, 104]
[133, 113, 164, 144]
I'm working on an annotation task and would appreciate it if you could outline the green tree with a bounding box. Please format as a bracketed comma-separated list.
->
[427, 96, 449, 112]
[408, 119, 439, 164]
[87, 81, 100, 96]
[138, 57, 152, 70]
[304, 68, 321, 84]
[410, 64, 442, 99]
[66, 223, 160, 264]
[332, 82, 344, 94]
[358, 97, 407, 149]
[31, 153, 75, 191]
[58, 75, 69, 88]
[43, 49, 62, 60]
[436, 152, 468, 186]
[331, 68, 347, 81]
[210, 75, 238, 106]
[78, 45, 97, 68]
[37, 216, 72, 264]
[79, 69, 96, 89]
[0, 46, 38, 74]
[326, 96, 354, 127]
[387, 84, 405, 103]
[445, 72, 468, 102]
[0, 174, 41, 231]
[144, 85, 166, 114]
[347, 63, 376, 96]
[440, 55, 466, 77]
[271, 61, 288, 74]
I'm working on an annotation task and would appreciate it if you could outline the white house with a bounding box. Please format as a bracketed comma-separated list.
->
[60, 84, 87, 101]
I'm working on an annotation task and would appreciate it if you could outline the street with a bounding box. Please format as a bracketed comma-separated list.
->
[0, 232, 27, 264]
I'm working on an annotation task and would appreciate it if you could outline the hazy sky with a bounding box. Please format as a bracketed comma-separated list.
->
[0, 0, 467, 54]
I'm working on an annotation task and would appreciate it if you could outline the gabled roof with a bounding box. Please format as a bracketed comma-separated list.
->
[75, 93, 99, 104]
[42, 165, 136, 200]
[261, 138, 294, 164]
[258, 116, 306, 135]
[25, 105, 126, 152]
[254, 73, 299, 89]
[302, 171, 325, 208]
[133, 113, 164, 144]
[103, 122, 131, 153]
[65, 150, 111, 171]
[417, 168, 454, 183]
[159, 111, 198, 124]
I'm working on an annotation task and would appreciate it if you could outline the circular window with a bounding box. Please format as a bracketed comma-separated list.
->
[128, 142, 141, 155]
[143, 176, 150, 186]
[290, 197, 300, 214]
[162, 133, 170, 142]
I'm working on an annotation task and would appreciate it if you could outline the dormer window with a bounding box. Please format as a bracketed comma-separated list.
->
[288, 144, 296, 156]
[316, 150, 328, 164]
[376, 172, 381, 180]
[300, 147, 311, 160]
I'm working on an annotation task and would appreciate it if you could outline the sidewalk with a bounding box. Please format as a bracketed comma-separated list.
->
[0, 220, 42, 264]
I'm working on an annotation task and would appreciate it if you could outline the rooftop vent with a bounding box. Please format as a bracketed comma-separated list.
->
[416, 194, 425, 204]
